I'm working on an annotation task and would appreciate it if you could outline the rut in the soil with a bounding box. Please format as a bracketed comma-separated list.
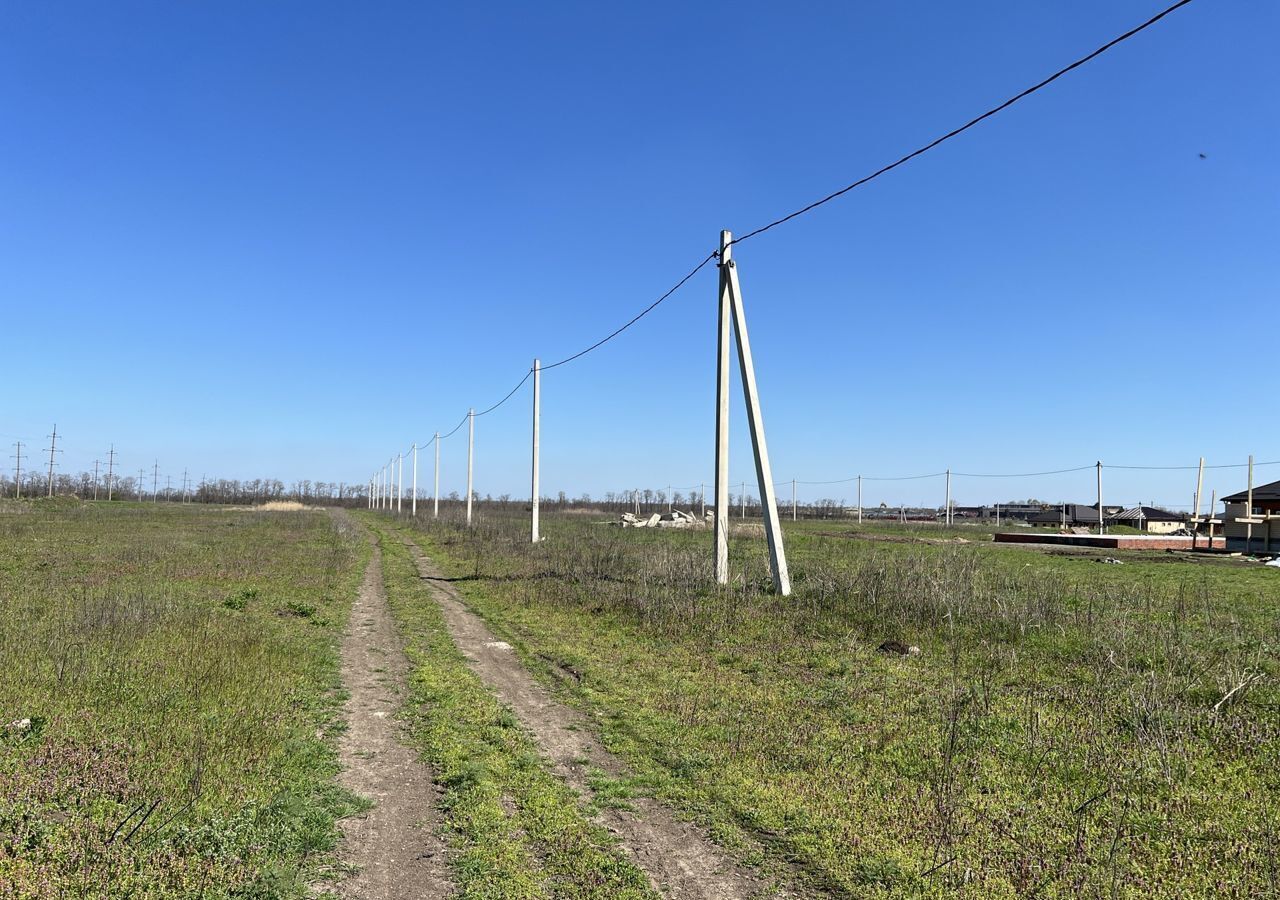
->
[398, 534, 791, 900]
[334, 533, 451, 899]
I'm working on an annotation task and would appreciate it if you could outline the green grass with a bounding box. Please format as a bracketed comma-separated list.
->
[389, 509, 1280, 899]
[360, 514, 657, 900]
[0, 499, 367, 898]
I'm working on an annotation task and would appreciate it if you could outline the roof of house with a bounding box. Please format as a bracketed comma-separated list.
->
[1109, 505, 1185, 522]
[1222, 479, 1280, 503]
[1027, 504, 1101, 524]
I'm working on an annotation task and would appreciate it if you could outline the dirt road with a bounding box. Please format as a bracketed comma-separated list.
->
[399, 535, 788, 900]
[335, 538, 452, 899]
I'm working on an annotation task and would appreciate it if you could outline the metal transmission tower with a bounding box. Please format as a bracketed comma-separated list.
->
[10, 441, 23, 499]
[44, 425, 62, 498]
[105, 445, 117, 500]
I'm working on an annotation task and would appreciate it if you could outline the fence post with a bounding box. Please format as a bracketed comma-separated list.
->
[531, 359, 540, 543]
[466, 410, 475, 526]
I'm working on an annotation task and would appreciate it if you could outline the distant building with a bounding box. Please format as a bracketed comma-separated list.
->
[1221, 479, 1280, 553]
[1026, 504, 1103, 528]
[1106, 506, 1186, 534]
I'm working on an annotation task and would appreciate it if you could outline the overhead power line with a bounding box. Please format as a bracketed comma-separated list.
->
[384, 0, 1200, 482]
[542, 253, 719, 371]
[729, 0, 1198, 247]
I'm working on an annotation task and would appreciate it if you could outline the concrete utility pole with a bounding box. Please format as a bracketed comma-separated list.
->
[93, 460, 100, 500]
[411, 443, 418, 517]
[1096, 461, 1104, 535]
[857, 475, 862, 525]
[1246, 454, 1255, 553]
[713, 230, 791, 595]
[11, 441, 24, 499]
[106, 445, 116, 501]
[945, 469, 951, 526]
[713, 233, 732, 584]
[44, 424, 61, 498]
[397, 452, 403, 514]
[1208, 489, 1217, 549]
[137, 468, 146, 501]
[1192, 456, 1205, 549]
[165, 474, 172, 502]
[791, 479, 797, 522]
[700, 482, 705, 518]
[152, 461, 159, 503]
[741, 480, 746, 519]
[666, 485, 672, 514]
[995, 503, 1001, 527]
[531, 359, 540, 543]
[465, 409, 475, 526]
[433, 433, 440, 518]
[182, 469, 189, 503]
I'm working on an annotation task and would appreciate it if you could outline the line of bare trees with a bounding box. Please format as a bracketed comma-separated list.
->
[0, 471, 371, 506]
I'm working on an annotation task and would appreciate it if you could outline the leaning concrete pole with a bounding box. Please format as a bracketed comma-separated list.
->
[723, 230, 791, 596]
[713, 233, 732, 585]
[466, 409, 475, 526]
[531, 359, 540, 543]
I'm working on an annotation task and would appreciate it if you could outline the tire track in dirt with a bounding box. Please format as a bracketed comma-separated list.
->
[334, 524, 452, 899]
[398, 534, 791, 900]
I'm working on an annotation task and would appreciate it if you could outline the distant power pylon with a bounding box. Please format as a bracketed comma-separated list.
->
[106, 444, 117, 500]
[44, 424, 62, 498]
[10, 441, 23, 499]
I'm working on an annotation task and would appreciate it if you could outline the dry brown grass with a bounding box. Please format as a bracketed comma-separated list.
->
[257, 500, 310, 511]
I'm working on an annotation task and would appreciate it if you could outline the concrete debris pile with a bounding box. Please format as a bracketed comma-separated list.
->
[618, 509, 711, 529]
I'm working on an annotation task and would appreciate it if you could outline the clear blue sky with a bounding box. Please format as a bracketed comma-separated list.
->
[2, 1, 1276, 509]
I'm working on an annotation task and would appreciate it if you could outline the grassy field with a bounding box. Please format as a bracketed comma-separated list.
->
[390, 510, 1280, 898]
[0, 500, 365, 898]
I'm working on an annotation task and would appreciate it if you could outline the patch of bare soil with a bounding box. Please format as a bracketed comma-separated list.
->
[399, 536, 791, 900]
[815, 530, 978, 545]
[334, 535, 451, 899]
